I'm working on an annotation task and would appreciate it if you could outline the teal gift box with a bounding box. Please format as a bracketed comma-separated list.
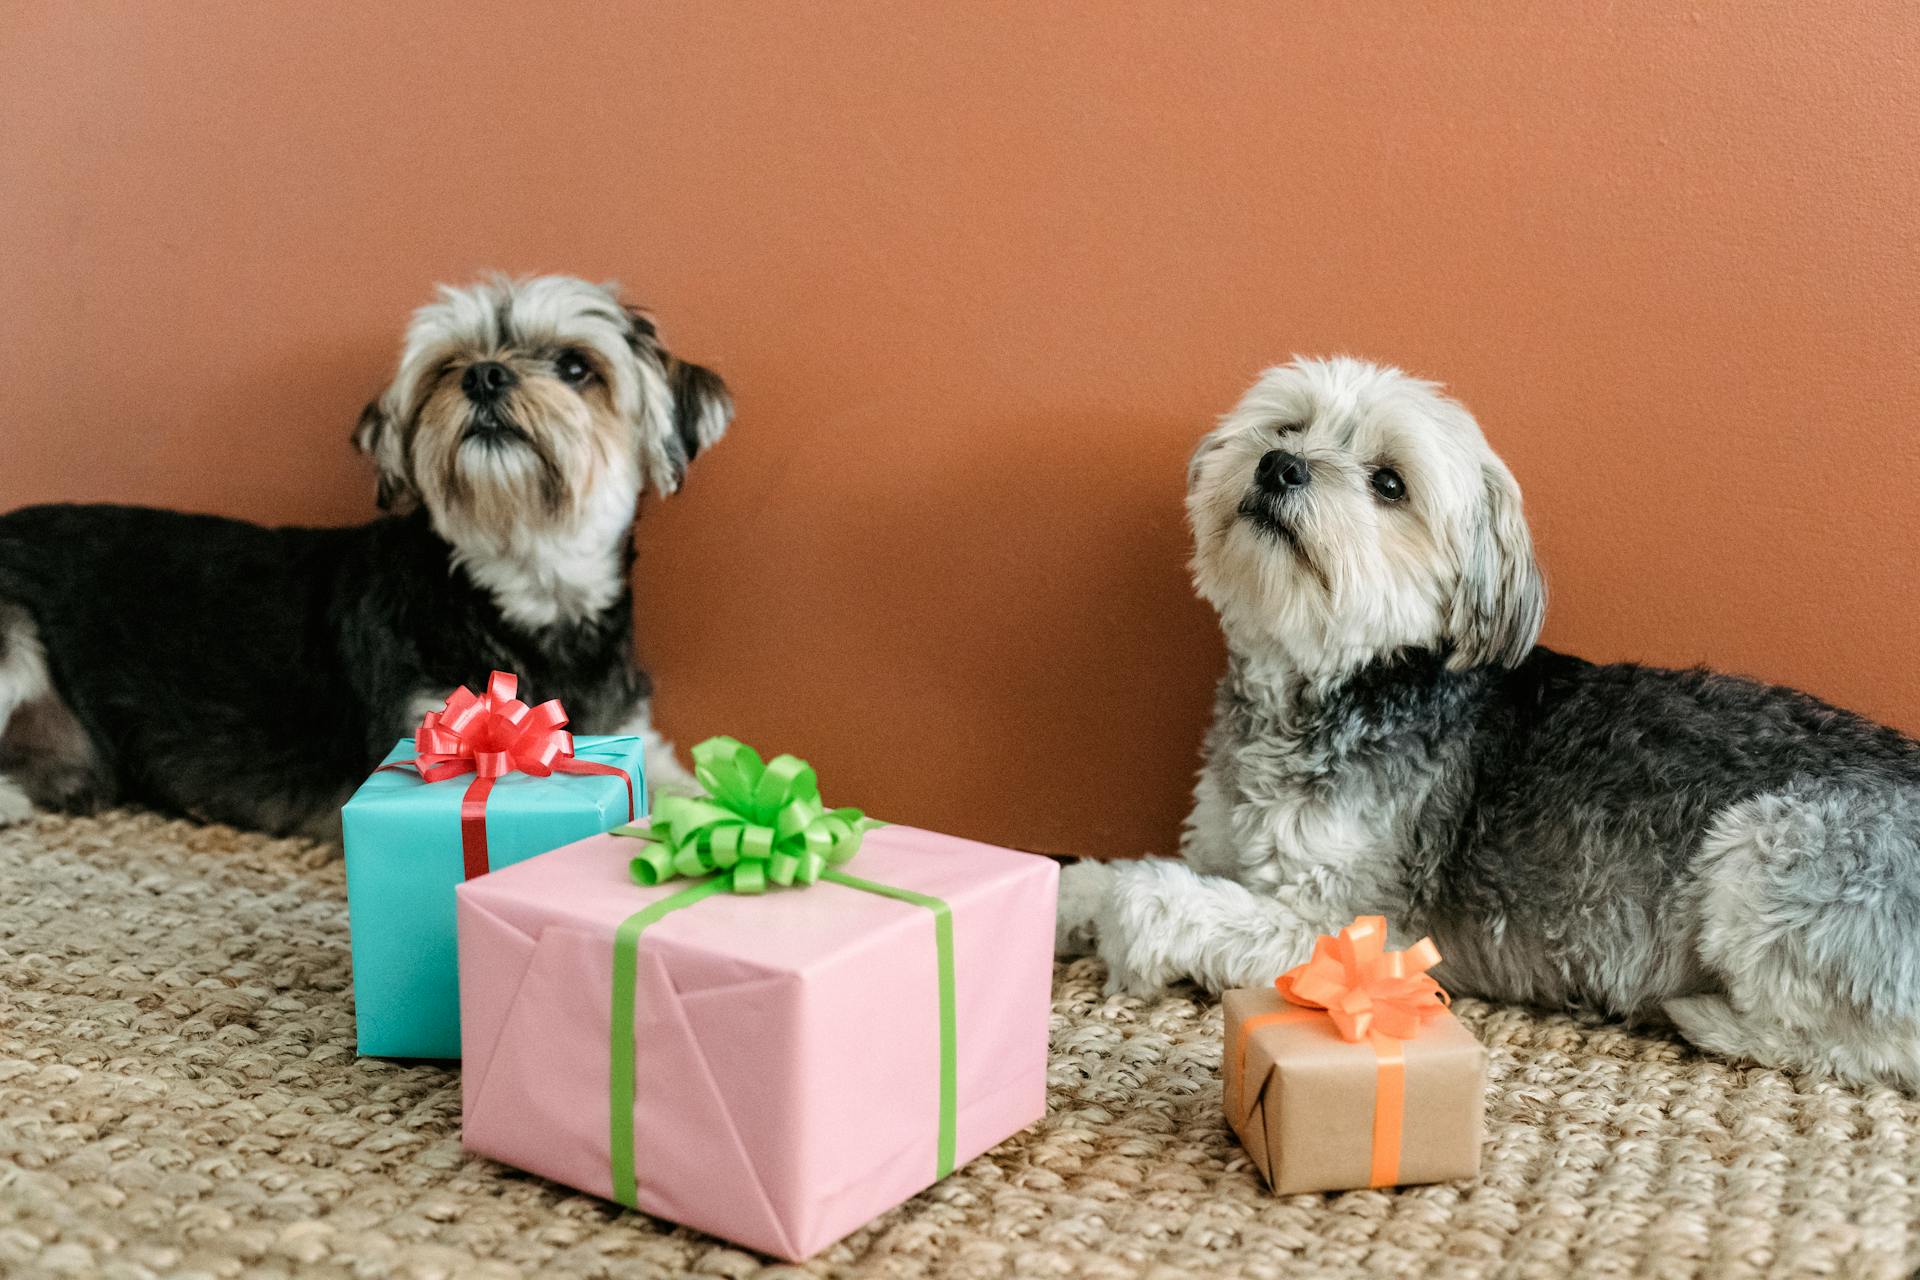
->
[343, 714, 645, 1059]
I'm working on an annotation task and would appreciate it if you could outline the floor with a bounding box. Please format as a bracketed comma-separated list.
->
[0, 809, 1915, 1279]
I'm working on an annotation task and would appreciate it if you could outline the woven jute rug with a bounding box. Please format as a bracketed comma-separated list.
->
[1, 811, 1916, 1279]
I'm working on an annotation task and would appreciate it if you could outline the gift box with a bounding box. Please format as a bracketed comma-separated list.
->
[343, 672, 643, 1059]
[456, 737, 1058, 1261]
[1223, 918, 1486, 1195]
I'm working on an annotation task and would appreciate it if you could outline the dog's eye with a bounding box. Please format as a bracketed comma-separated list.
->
[1369, 468, 1407, 502]
[554, 350, 593, 386]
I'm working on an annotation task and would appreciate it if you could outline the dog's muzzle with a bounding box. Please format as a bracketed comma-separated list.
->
[461, 412, 531, 448]
[463, 361, 518, 404]
[1236, 489, 1298, 542]
[1237, 449, 1313, 541]
[1255, 449, 1311, 495]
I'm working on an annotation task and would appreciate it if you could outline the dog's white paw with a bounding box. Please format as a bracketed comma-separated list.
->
[1095, 921, 1178, 997]
[1080, 857, 1218, 997]
[0, 778, 38, 827]
[643, 736, 697, 792]
[645, 762, 704, 803]
[1056, 859, 1115, 957]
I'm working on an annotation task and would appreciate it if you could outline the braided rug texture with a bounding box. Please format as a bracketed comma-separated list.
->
[0, 810, 1916, 1279]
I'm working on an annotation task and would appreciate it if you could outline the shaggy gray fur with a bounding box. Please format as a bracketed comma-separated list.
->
[1233, 646, 1920, 1022]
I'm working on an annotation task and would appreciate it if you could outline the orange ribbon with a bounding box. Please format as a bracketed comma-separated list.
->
[1236, 916, 1449, 1188]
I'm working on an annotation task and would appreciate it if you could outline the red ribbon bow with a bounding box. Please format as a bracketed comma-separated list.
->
[1275, 915, 1449, 1042]
[385, 671, 634, 879]
[413, 671, 576, 782]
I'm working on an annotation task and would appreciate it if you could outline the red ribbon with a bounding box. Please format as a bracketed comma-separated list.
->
[382, 671, 634, 879]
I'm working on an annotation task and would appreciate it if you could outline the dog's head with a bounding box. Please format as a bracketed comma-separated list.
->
[352, 274, 731, 550]
[1187, 357, 1543, 677]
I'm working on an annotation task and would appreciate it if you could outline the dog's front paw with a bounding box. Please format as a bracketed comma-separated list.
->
[647, 776, 705, 804]
[642, 751, 702, 799]
[1055, 859, 1114, 958]
[1095, 920, 1179, 998]
[1082, 857, 1223, 997]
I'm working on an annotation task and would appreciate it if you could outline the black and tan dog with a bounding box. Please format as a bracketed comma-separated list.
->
[0, 274, 730, 837]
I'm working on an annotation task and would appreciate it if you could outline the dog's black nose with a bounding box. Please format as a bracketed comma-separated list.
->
[462, 361, 517, 402]
[1255, 449, 1311, 494]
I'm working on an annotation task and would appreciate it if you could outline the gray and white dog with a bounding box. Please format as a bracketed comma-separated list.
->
[1058, 357, 1920, 1089]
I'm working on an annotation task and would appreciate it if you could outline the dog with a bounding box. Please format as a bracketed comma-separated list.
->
[0, 273, 731, 840]
[1058, 357, 1920, 1089]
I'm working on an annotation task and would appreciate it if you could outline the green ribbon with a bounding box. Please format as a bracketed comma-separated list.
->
[821, 868, 956, 1178]
[608, 874, 731, 1209]
[618, 736, 872, 894]
[604, 737, 958, 1213]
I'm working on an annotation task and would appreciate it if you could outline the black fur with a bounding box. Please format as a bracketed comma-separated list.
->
[669, 359, 729, 465]
[0, 503, 649, 836]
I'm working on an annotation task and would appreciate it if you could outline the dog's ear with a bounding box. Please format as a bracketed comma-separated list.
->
[1187, 429, 1230, 494]
[1445, 462, 1544, 670]
[351, 400, 418, 514]
[623, 305, 732, 497]
[622, 303, 659, 344]
[668, 355, 725, 475]
[637, 354, 731, 497]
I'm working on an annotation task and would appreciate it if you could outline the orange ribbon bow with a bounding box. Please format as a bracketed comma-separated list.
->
[1236, 917, 1450, 1189]
[1275, 915, 1449, 1041]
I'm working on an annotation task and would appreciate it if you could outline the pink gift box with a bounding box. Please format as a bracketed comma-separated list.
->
[455, 824, 1058, 1261]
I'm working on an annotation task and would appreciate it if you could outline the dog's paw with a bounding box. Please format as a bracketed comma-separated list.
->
[646, 776, 706, 804]
[623, 715, 705, 801]
[1095, 921, 1178, 998]
[1055, 859, 1115, 958]
[1082, 857, 1216, 997]
[0, 778, 38, 827]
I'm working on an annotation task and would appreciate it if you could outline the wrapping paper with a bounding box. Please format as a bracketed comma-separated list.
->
[1224, 985, 1486, 1194]
[343, 735, 645, 1058]
[457, 825, 1057, 1260]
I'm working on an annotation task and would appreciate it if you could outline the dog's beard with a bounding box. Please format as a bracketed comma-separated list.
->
[1198, 478, 1451, 678]
[1234, 490, 1328, 592]
[410, 381, 639, 557]
[1195, 484, 1333, 653]
[454, 404, 567, 513]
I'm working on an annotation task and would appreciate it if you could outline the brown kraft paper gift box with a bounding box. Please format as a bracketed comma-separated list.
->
[1223, 979, 1487, 1194]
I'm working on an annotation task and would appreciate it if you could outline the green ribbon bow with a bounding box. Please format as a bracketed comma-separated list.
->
[618, 736, 874, 893]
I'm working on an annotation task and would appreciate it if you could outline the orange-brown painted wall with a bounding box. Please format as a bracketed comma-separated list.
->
[3, 3, 1916, 857]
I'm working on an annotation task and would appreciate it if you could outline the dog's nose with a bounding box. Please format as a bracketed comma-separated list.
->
[1255, 449, 1311, 494]
[462, 361, 517, 402]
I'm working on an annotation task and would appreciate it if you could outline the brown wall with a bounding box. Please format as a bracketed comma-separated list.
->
[3, 3, 1917, 857]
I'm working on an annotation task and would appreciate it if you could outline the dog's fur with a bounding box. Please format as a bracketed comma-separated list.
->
[0, 274, 731, 838]
[1058, 357, 1920, 1089]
